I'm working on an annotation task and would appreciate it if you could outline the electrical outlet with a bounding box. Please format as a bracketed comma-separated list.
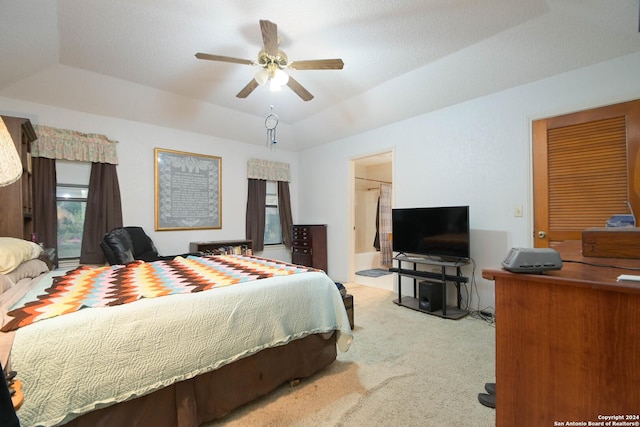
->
[514, 205, 523, 217]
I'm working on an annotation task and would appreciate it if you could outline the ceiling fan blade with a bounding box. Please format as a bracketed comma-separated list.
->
[260, 20, 278, 57]
[286, 76, 314, 101]
[288, 59, 344, 70]
[195, 53, 254, 66]
[236, 79, 259, 98]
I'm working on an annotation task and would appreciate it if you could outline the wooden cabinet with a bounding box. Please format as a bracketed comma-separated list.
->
[0, 116, 37, 240]
[482, 240, 640, 427]
[291, 224, 327, 273]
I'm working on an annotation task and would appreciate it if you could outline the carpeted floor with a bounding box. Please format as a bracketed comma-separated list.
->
[205, 283, 496, 427]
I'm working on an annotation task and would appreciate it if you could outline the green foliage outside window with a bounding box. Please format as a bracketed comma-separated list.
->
[56, 185, 88, 259]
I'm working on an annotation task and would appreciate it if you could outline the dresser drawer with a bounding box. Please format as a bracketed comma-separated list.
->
[292, 230, 311, 241]
[292, 252, 313, 267]
[292, 246, 312, 255]
[292, 239, 311, 248]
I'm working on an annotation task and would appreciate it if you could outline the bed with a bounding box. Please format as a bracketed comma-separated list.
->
[0, 237, 353, 427]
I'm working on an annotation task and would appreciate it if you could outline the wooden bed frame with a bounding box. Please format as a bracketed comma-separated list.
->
[61, 332, 337, 427]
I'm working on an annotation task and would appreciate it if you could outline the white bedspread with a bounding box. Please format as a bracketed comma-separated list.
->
[10, 270, 352, 426]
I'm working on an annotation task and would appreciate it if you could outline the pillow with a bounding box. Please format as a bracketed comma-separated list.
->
[0, 274, 14, 294]
[6, 259, 50, 283]
[0, 237, 43, 275]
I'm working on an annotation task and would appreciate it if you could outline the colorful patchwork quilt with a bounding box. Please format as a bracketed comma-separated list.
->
[1, 254, 317, 332]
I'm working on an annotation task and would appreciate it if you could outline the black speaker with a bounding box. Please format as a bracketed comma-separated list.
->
[418, 281, 443, 312]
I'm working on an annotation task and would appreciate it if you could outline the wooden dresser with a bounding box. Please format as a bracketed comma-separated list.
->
[482, 240, 640, 427]
[291, 224, 327, 273]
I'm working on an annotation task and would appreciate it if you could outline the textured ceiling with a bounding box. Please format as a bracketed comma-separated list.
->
[1, 0, 639, 150]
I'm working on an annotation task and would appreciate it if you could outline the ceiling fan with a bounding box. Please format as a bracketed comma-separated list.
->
[195, 20, 344, 101]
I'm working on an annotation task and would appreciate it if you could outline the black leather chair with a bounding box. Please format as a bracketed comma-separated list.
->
[100, 226, 199, 265]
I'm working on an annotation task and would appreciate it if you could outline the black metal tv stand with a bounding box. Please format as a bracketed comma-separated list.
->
[389, 254, 469, 320]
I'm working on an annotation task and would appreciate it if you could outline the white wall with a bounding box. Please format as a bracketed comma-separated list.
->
[297, 51, 640, 311]
[0, 97, 299, 262]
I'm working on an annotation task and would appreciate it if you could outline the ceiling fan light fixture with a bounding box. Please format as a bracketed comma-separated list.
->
[255, 68, 270, 86]
[269, 78, 283, 92]
[264, 64, 289, 91]
[272, 68, 289, 86]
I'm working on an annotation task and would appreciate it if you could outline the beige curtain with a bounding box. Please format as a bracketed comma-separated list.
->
[247, 158, 290, 182]
[379, 183, 393, 266]
[32, 125, 118, 164]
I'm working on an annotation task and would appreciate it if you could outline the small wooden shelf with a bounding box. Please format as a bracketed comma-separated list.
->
[190, 240, 253, 255]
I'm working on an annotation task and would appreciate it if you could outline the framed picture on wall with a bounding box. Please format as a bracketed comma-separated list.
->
[154, 148, 222, 230]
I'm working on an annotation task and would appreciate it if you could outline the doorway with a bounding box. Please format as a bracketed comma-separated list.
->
[350, 151, 393, 290]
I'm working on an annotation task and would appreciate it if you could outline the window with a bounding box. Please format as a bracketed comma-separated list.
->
[56, 184, 88, 259]
[264, 181, 282, 245]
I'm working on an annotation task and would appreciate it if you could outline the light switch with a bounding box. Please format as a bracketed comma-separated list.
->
[514, 205, 523, 217]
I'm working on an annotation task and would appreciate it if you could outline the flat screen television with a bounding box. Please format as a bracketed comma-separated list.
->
[392, 206, 470, 261]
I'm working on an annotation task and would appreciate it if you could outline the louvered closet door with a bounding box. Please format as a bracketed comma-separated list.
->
[532, 100, 640, 247]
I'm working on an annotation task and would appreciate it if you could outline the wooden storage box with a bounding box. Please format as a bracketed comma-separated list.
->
[582, 227, 640, 259]
[342, 294, 354, 329]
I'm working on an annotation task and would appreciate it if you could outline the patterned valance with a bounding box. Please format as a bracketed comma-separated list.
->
[247, 158, 290, 182]
[32, 125, 118, 164]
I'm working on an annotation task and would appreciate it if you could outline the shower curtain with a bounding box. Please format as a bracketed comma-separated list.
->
[377, 183, 393, 266]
